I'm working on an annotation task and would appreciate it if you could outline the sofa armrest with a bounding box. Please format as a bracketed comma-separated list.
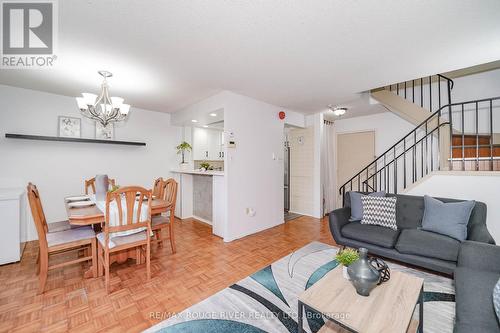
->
[328, 207, 351, 244]
[457, 240, 500, 273]
[467, 223, 496, 245]
[467, 202, 495, 244]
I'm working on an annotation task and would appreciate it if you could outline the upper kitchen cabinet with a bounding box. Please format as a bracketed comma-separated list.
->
[193, 127, 224, 161]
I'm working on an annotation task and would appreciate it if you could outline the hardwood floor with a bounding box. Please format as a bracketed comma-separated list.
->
[0, 216, 335, 333]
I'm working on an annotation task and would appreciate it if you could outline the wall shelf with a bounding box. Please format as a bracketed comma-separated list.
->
[5, 133, 146, 146]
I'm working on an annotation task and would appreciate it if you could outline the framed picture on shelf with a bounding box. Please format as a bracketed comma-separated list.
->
[95, 122, 114, 140]
[58, 116, 81, 138]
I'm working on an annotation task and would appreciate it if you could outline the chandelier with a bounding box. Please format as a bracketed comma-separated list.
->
[76, 71, 130, 128]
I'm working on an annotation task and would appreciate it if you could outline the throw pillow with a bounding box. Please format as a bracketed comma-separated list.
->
[421, 195, 475, 241]
[349, 191, 386, 221]
[494, 278, 500, 321]
[360, 196, 397, 230]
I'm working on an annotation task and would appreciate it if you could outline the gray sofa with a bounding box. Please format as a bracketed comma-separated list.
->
[329, 192, 500, 332]
[328, 193, 495, 275]
[454, 241, 500, 333]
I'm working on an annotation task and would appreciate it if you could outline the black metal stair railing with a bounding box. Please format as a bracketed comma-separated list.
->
[339, 96, 500, 205]
[386, 74, 454, 113]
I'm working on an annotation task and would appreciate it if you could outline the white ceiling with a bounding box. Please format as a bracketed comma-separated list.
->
[1, 0, 499, 115]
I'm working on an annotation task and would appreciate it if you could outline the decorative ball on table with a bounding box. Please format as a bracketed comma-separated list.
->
[369, 257, 390, 284]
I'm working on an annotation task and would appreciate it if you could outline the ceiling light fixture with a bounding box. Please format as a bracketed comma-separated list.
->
[203, 125, 209, 128]
[328, 105, 347, 117]
[209, 113, 217, 117]
[191, 119, 198, 123]
[76, 71, 130, 128]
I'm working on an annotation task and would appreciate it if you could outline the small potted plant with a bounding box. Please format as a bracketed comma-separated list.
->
[335, 248, 360, 280]
[176, 141, 192, 169]
[199, 161, 211, 171]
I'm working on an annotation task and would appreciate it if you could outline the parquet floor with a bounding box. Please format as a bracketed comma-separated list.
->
[0, 216, 335, 333]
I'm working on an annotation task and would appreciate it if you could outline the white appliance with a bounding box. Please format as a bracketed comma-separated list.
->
[0, 188, 26, 265]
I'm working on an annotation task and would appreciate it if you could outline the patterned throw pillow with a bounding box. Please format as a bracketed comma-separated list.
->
[494, 278, 500, 321]
[361, 196, 397, 230]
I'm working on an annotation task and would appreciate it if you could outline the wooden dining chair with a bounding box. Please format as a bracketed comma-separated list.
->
[27, 183, 79, 233]
[85, 177, 116, 195]
[97, 186, 152, 293]
[151, 178, 178, 254]
[27, 183, 97, 294]
[152, 177, 165, 199]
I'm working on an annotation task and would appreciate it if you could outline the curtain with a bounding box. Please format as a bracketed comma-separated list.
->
[322, 120, 337, 215]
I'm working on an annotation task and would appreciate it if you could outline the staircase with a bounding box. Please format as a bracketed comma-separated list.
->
[339, 73, 500, 200]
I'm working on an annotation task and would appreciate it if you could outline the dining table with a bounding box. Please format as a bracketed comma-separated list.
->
[64, 194, 172, 278]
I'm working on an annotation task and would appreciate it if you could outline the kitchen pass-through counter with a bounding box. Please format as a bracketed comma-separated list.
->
[171, 170, 226, 240]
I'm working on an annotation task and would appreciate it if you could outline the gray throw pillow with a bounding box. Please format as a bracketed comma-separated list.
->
[349, 191, 385, 221]
[421, 195, 475, 241]
[494, 278, 500, 322]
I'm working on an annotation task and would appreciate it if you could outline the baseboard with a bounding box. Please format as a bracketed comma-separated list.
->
[191, 215, 212, 225]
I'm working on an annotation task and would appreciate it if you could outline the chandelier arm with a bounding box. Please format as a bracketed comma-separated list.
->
[77, 71, 129, 128]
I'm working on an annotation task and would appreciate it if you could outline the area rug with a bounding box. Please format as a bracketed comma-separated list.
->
[144, 242, 455, 333]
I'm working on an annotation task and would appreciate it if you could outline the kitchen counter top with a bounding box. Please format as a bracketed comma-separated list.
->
[171, 169, 224, 176]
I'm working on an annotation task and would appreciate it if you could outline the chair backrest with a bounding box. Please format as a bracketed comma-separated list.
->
[26, 183, 48, 250]
[152, 177, 165, 199]
[104, 186, 152, 236]
[85, 177, 116, 195]
[161, 178, 178, 209]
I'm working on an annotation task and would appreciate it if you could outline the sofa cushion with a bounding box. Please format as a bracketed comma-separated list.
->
[395, 229, 460, 262]
[348, 191, 385, 221]
[422, 195, 475, 241]
[341, 222, 400, 248]
[454, 267, 500, 332]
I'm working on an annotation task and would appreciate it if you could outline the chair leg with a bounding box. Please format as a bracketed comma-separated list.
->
[91, 239, 97, 278]
[104, 251, 110, 294]
[38, 253, 48, 294]
[146, 242, 151, 280]
[136, 248, 142, 265]
[156, 229, 163, 248]
[169, 214, 176, 254]
[97, 243, 104, 277]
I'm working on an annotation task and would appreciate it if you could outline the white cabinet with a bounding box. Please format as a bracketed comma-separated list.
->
[0, 188, 25, 264]
[193, 127, 209, 160]
[193, 127, 224, 160]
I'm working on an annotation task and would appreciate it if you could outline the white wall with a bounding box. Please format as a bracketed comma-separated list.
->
[405, 172, 500, 243]
[175, 91, 287, 241]
[0, 85, 181, 241]
[224, 92, 285, 240]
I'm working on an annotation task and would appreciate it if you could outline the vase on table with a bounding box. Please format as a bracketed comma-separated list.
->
[347, 248, 380, 296]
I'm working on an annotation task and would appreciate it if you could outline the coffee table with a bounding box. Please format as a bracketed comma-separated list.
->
[298, 266, 424, 333]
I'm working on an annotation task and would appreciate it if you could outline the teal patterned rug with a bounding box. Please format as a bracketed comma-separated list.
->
[144, 242, 455, 333]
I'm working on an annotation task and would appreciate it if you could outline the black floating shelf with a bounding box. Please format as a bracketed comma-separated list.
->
[5, 133, 146, 146]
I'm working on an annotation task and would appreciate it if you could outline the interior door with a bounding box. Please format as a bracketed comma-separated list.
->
[337, 131, 375, 197]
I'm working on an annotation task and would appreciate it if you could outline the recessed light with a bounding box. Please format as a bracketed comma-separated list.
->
[191, 119, 198, 123]
[209, 113, 217, 117]
[203, 125, 209, 128]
